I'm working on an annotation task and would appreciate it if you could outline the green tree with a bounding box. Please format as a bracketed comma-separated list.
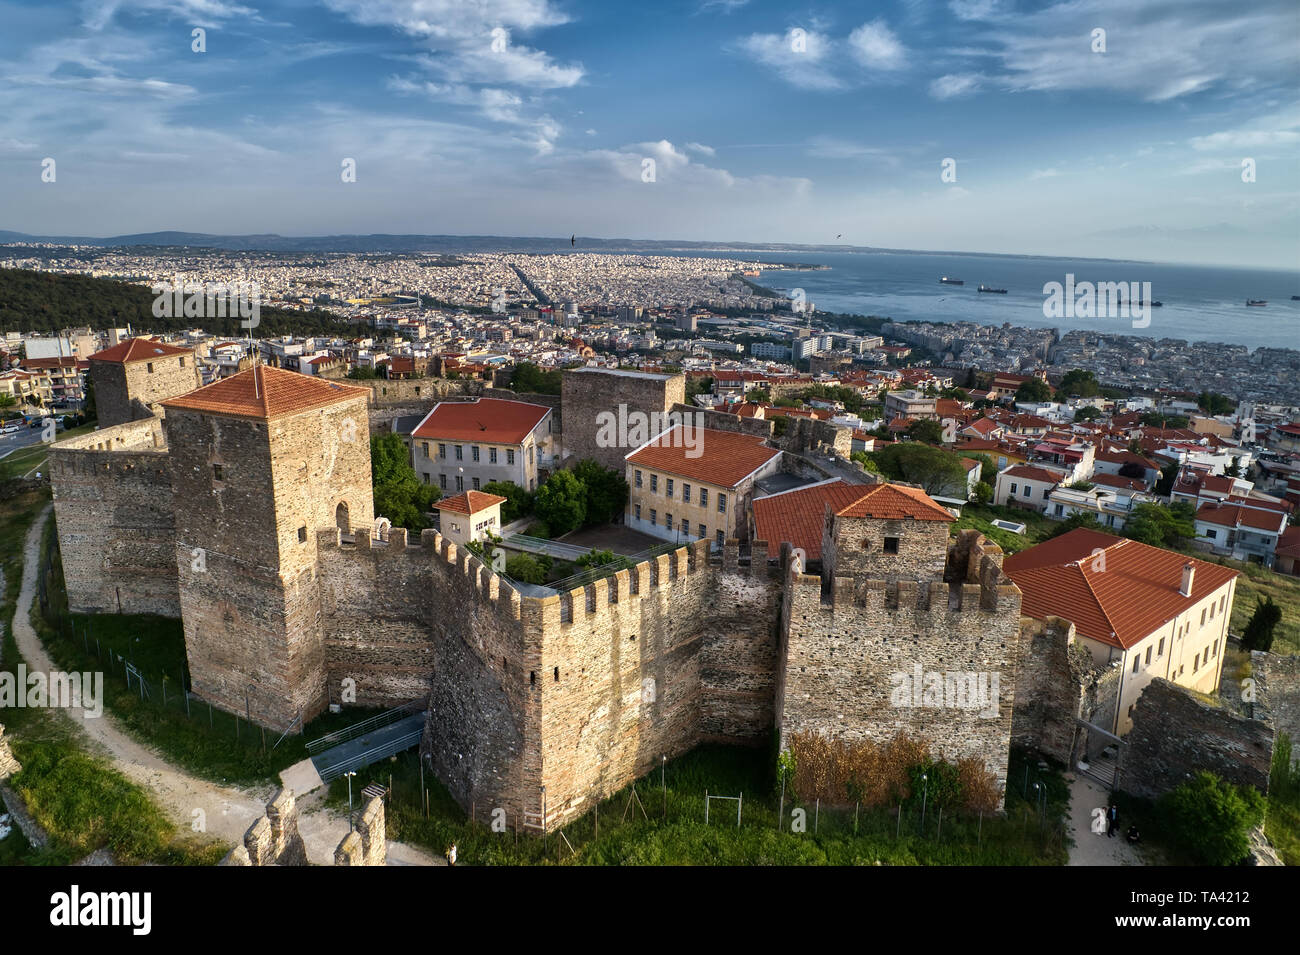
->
[510, 362, 563, 394]
[973, 481, 994, 504]
[81, 378, 96, 423]
[1157, 771, 1265, 866]
[685, 376, 713, 401]
[534, 469, 587, 535]
[744, 388, 771, 403]
[1073, 405, 1102, 422]
[575, 549, 619, 568]
[0, 392, 16, 423]
[505, 553, 548, 585]
[1123, 501, 1196, 548]
[371, 433, 440, 531]
[851, 450, 882, 475]
[1057, 369, 1100, 398]
[1241, 596, 1282, 652]
[906, 418, 946, 445]
[1015, 378, 1052, 403]
[968, 452, 996, 483]
[1197, 391, 1234, 416]
[482, 480, 533, 523]
[572, 458, 629, 526]
[872, 443, 968, 497]
[346, 366, 380, 379]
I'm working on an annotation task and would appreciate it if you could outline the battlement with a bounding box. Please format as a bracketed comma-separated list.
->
[51, 415, 167, 455]
[791, 556, 1021, 617]
[317, 525, 522, 620]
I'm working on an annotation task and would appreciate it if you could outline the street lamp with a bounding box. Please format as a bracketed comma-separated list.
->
[919, 772, 929, 835]
[345, 770, 357, 832]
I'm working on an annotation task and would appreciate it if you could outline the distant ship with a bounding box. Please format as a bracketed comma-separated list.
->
[1137, 300, 1163, 307]
[940, 276, 964, 285]
[977, 284, 1007, 293]
[1246, 299, 1267, 307]
[1292, 295, 1299, 301]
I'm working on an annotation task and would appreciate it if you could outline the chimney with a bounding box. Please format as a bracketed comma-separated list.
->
[1179, 562, 1195, 597]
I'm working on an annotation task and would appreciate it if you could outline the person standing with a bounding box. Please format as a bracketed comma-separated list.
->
[1107, 804, 1118, 838]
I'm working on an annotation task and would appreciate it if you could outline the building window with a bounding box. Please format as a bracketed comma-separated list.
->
[1209, 603, 1215, 620]
[635, 504, 641, 520]
[717, 493, 726, 513]
[472, 477, 480, 490]
[1206, 529, 1217, 539]
[553, 667, 559, 682]
[147, 362, 154, 373]
[422, 442, 429, 458]
[472, 445, 480, 463]
[1043, 488, 1051, 499]
[1009, 482, 1018, 495]
[507, 449, 515, 466]
[1201, 608, 1207, 626]
[651, 474, 658, 493]
[1022, 485, 1032, 497]
[489, 447, 498, 464]
[883, 536, 900, 554]
[1193, 653, 1200, 672]
[1132, 656, 1139, 674]
[439, 474, 447, 490]
[422, 473, 429, 484]
[650, 509, 657, 526]
[455, 445, 463, 461]
[666, 479, 674, 498]
[665, 514, 673, 531]
[1145, 646, 1152, 665]
[1158, 637, 1164, 655]
[683, 483, 691, 503]
[1219, 596, 1225, 614]
[681, 520, 689, 536]
[716, 529, 724, 547]
[212, 464, 224, 482]
[456, 476, 464, 491]
[179, 357, 186, 368]
[635, 469, 643, 488]
[699, 488, 708, 508]
[439, 443, 446, 459]
[298, 526, 307, 543]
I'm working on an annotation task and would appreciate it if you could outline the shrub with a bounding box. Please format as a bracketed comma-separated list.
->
[1157, 771, 1265, 866]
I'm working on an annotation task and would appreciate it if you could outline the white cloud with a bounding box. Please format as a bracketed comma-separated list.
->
[733, 29, 842, 90]
[930, 73, 982, 99]
[684, 142, 715, 156]
[847, 21, 907, 71]
[1030, 168, 1060, 179]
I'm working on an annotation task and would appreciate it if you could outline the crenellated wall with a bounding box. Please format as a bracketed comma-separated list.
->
[780, 531, 1022, 798]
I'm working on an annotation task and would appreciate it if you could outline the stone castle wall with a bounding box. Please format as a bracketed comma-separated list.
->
[49, 417, 180, 617]
[780, 534, 1022, 796]
[90, 352, 199, 428]
[1122, 678, 1274, 800]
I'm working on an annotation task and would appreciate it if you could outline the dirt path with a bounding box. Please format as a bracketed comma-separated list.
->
[1065, 774, 1145, 866]
[9, 506, 439, 866]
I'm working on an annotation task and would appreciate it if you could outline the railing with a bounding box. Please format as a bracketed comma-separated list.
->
[306, 699, 425, 755]
[316, 728, 425, 783]
[538, 539, 689, 594]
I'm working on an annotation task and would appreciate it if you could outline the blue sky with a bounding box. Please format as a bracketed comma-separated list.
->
[0, 0, 1297, 267]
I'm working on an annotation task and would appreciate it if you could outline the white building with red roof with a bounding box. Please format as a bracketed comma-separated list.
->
[993, 463, 1067, 511]
[433, 490, 507, 551]
[1193, 498, 1290, 566]
[1004, 528, 1239, 735]
[410, 397, 554, 494]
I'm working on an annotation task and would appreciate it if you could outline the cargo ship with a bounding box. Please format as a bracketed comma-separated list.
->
[1246, 299, 1267, 307]
[977, 284, 1007, 293]
[939, 276, 964, 285]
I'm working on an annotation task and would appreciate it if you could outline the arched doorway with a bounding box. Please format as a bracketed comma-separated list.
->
[335, 502, 350, 534]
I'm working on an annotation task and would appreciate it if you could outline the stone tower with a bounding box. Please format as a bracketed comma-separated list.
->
[87, 337, 200, 428]
[161, 365, 374, 728]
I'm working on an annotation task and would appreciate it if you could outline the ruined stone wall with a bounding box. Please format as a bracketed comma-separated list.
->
[1122, 678, 1274, 800]
[561, 369, 683, 471]
[780, 557, 1022, 796]
[49, 417, 179, 616]
[334, 796, 386, 865]
[221, 788, 309, 866]
[777, 415, 852, 458]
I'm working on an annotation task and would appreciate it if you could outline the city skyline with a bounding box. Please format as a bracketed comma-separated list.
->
[0, 0, 1298, 269]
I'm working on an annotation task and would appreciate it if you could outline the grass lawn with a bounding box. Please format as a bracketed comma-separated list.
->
[324, 744, 1068, 866]
[955, 503, 1059, 554]
[0, 492, 225, 864]
[1210, 558, 1300, 655]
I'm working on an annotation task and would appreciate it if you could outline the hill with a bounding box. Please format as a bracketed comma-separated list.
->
[0, 268, 354, 338]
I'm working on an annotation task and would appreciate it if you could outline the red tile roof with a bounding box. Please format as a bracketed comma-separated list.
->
[753, 480, 868, 560]
[835, 482, 956, 521]
[1194, 502, 1287, 533]
[627, 425, 780, 488]
[412, 398, 551, 445]
[89, 338, 192, 364]
[1003, 464, 1066, 484]
[1090, 472, 1147, 492]
[1276, 525, 1300, 561]
[435, 490, 507, 515]
[1003, 528, 1239, 649]
[162, 365, 369, 420]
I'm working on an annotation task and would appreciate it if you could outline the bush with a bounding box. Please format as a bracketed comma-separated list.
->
[572, 459, 630, 526]
[534, 470, 587, 535]
[482, 480, 533, 523]
[1241, 596, 1282, 652]
[1157, 771, 1265, 865]
[505, 553, 547, 584]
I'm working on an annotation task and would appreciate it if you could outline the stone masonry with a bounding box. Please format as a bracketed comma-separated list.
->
[562, 367, 684, 471]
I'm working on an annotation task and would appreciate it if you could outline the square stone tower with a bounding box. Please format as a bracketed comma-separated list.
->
[820, 483, 953, 584]
[162, 365, 374, 728]
[88, 338, 200, 428]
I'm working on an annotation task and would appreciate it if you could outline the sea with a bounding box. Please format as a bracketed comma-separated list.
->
[674, 249, 1300, 352]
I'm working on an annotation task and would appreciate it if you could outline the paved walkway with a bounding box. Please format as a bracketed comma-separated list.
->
[1065, 774, 1145, 866]
[8, 505, 439, 866]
